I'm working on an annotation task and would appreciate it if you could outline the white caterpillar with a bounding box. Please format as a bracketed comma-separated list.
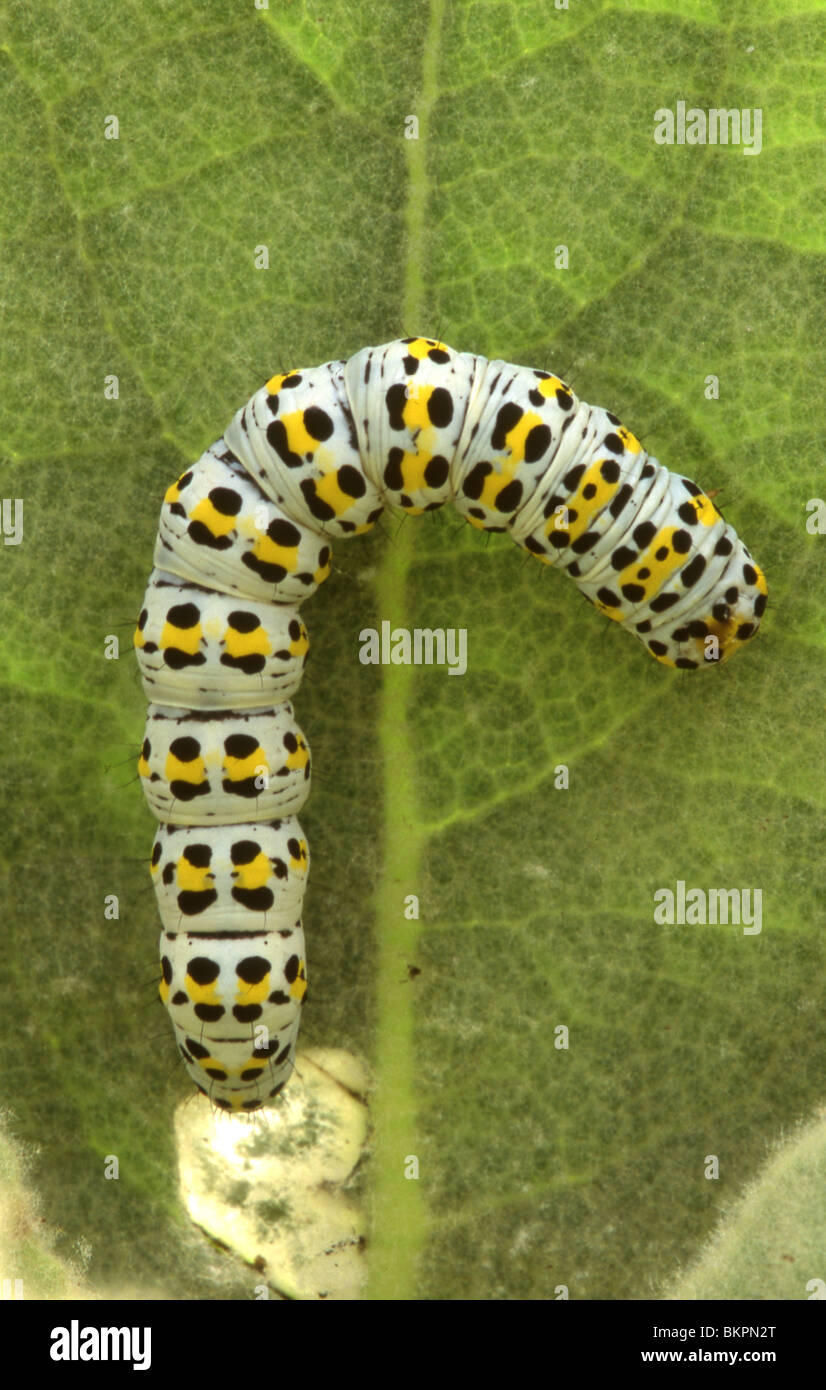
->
[135, 336, 767, 1111]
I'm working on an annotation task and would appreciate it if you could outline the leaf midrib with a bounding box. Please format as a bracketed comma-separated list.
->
[367, 0, 447, 1302]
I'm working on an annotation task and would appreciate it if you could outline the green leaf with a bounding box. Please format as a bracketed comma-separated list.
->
[664, 1111, 826, 1300]
[1, 0, 824, 1300]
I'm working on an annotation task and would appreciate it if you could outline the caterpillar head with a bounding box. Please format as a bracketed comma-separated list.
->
[647, 549, 768, 670]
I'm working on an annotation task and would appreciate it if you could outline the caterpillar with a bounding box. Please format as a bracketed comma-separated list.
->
[134, 336, 768, 1112]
